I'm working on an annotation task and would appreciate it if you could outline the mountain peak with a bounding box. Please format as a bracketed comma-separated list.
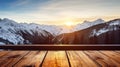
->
[93, 18, 104, 23]
[2, 18, 15, 22]
[74, 18, 105, 31]
[0, 18, 17, 24]
[83, 20, 90, 23]
[83, 18, 104, 24]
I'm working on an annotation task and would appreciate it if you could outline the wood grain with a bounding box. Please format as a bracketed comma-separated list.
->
[0, 51, 29, 67]
[100, 51, 120, 63]
[115, 50, 120, 54]
[42, 51, 69, 67]
[14, 51, 47, 67]
[84, 51, 120, 67]
[67, 51, 99, 67]
[0, 51, 120, 67]
[0, 51, 9, 58]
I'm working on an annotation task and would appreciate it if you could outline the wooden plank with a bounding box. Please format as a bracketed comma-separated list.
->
[0, 51, 29, 67]
[84, 51, 120, 67]
[67, 51, 99, 67]
[100, 51, 120, 63]
[0, 45, 120, 50]
[42, 51, 69, 67]
[0, 51, 9, 58]
[14, 51, 47, 67]
[115, 51, 120, 54]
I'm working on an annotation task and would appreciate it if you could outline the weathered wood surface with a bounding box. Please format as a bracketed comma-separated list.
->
[0, 51, 120, 67]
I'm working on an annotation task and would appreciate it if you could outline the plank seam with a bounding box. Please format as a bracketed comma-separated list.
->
[39, 51, 48, 67]
[12, 51, 30, 67]
[65, 51, 71, 67]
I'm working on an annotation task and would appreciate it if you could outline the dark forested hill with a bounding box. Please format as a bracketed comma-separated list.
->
[53, 19, 120, 44]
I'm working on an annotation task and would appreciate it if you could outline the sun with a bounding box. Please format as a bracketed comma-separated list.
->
[65, 21, 74, 26]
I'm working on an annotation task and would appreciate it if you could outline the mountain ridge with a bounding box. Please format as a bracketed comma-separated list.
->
[53, 19, 120, 44]
[0, 18, 119, 45]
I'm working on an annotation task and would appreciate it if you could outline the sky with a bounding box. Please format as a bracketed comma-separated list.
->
[0, 0, 120, 25]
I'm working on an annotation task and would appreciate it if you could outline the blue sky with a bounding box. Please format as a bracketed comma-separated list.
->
[0, 0, 48, 12]
[0, 0, 120, 25]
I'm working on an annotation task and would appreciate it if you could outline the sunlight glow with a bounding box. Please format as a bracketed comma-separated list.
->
[65, 21, 74, 26]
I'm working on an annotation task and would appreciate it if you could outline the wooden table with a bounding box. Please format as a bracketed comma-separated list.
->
[0, 50, 120, 67]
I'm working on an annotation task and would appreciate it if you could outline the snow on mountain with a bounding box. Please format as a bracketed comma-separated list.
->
[54, 19, 120, 44]
[26, 23, 63, 36]
[25, 19, 105, 36]
[90, 28, 109, 37]
[0, 18, 24, 45]
[0, 42, 5, 45]
[109, 19, 120, 26]
[0, 18, 113, 45]
[90, 19, 120, 37]
[74, 19, 105, 31]
[0, 18, 53, 45]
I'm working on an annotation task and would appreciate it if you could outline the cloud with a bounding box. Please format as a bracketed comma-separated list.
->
[0, 0, 120, 25]
[27, 0, 111, 20]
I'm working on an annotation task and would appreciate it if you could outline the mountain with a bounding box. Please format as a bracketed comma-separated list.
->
[0, 18, 53, 45]
[53, 19, 120, 44]
[29, 19, 105, 36]
[73, 19, 104, 31]
[0, 18, 119, 45]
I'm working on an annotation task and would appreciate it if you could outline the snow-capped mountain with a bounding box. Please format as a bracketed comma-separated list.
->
[27, 24, 63, 36]
[53, 19, 120, 44]
[90, 19, 120, 37]
[0, 18, 24, 45]
[74, 19, 105, 31]
[0, 18, 53, 45]
[0, 18, 71, 45]
[0, 18, 119, 45]
[27, 18, 105, 36]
